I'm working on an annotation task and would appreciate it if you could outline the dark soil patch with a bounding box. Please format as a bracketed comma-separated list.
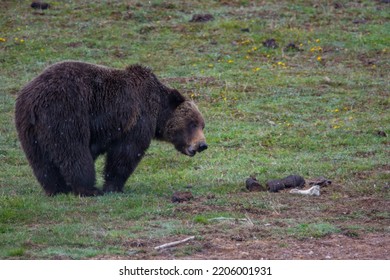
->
[189, 14, 214, 23]
[171, 191, 194, 203]
[93, 184, 390, 259]
[182, 233, 390, 260]
[376, 130, 387, 137]
[66, 42, 83, 48]
[284, 43, 303, 52]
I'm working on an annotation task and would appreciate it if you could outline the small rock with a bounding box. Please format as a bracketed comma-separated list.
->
[323, 76, 332, 83]
[31, 1, 50, 10]
[352, 19, 367, 24]
[231, 235, 244, 242]
[171, 191, 193, 203]
[263, 38, 278, 49]
[376, 130, 387, 137]
[333, 2, 343, 9]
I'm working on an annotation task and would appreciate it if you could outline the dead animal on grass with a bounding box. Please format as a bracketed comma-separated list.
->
[290, 185, 320, 196]
[245, 177, 266, 192]
[308, 176, 332, 187]
[267, 174, 305, 192]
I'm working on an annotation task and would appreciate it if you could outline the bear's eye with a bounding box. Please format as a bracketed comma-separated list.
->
[189, 122, 197, 130]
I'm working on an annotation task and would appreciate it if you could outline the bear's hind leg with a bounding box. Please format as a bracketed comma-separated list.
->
[34, 160, 71, 196]
[24, 142, 71, 196]
[62, 155, 103, 197]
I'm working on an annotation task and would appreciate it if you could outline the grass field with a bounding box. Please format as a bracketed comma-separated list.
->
[0, 0, 389, 259]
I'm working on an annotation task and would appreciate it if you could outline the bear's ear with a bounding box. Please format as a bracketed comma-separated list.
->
[168, 89, 186, 108]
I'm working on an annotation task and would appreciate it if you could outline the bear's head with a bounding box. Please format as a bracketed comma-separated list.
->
[164, 90, 207, 157]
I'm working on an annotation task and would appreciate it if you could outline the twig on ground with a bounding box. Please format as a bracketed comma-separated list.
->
[154, 236, 195, 250]
[208, 217, 248, 222]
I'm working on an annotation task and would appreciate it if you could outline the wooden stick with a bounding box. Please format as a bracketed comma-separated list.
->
[154, 236, 195, 250]
[208, 217, 248, 222]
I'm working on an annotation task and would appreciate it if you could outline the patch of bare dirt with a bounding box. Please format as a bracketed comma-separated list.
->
[93, 232, 390, 260]
[183, 233, 390, 260]
[93, 183, 389, 260]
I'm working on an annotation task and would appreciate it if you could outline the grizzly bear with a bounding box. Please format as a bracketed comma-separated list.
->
[15, 61, 207, 196]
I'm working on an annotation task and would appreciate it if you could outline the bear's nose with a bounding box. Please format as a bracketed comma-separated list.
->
[197, 142, 208, 153]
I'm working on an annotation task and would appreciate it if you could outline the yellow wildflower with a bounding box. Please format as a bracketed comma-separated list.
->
[310, 46, 323, 52]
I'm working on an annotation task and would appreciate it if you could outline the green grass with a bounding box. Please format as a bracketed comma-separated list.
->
[287, 222, 341, 239]
[0, 0, 389, 259]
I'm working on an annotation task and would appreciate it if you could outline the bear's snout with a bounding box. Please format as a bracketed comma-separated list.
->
[197, 142, 208, 153]
[186, 141, 207, 156]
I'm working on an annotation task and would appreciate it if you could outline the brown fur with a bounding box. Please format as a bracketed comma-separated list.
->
[15, 61, 207, 196]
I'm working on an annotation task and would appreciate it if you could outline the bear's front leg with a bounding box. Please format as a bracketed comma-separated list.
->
[103, 141, 147, 193]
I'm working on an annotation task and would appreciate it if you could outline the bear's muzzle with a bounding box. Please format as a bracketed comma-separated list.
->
[186, 141, 208, 157]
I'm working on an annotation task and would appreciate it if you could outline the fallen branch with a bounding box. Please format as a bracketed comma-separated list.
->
[208, 217, 248, 222]
[154, 236, 195, 250]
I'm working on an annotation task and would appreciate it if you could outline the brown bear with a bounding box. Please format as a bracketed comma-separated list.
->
[15, 61, 207, 196]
